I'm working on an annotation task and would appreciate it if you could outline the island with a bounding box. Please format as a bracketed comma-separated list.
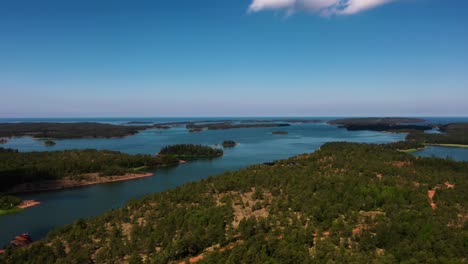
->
[2, 141, 466, 263]
[43, 140, 56, 146]
[0, 122, 152, 139]
[241, 119, 323, 124]
[221, 140, 237, 148]
[406, 122, 468, 147]
[188, 128, 203, 133]
[126, 121, 154, 125]
[328, 117, 432, 132]
[187, 122, 290, 131]
[155, 144, 223, 165]
[272, 131, 288, 135]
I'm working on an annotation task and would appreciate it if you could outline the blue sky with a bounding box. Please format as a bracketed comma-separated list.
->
[1, 0, 467, 117]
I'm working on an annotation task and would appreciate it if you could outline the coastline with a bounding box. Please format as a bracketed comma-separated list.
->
[427, 143, 468, 148]
[0, 200, 42, 216]
[6, 172, 154, 194]
[0, 208, 23, 216]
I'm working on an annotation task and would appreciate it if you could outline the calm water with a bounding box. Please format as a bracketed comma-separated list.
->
[0, 117, 467, 246]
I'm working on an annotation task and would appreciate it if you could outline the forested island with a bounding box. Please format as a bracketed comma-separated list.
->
[155, 144, 223, 165]
[328, 117, 431, 133]
[43, 140, 56, 146]
[0, 123, 150, 139]
[186, 122, 290, 131]
[407, 122, 468, 146]
[272, 131, 288, 135]
[221, 140, 237, 148]
[240, 119, 323, 124]
[2, 142, 466, 263]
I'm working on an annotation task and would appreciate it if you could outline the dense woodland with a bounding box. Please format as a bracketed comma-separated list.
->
[0, 144, 223, 193]
[2, 142, 466, 263]
[0, 148, 157, 192]
[407, 123, 468, 145]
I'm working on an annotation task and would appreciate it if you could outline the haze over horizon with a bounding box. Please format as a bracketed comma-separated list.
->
[1, 0, 467, 117]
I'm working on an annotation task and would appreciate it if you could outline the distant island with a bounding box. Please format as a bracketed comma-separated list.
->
[187, 122, 290, 131]
[0, 122, 150, 139]
[272, 131, 288, 135]
[3, 142, 465, 263]
[240, 119, 323, 124]
[126, 121, 154, 124]
[328, 117, 432, 133]
[43, 140, 56, 146]
[222, 140, 237, 148]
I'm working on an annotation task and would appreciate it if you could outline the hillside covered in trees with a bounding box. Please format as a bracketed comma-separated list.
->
[2, 142, 466, 263]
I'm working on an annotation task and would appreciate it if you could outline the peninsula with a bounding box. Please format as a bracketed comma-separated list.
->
[0, 144, 222, 194]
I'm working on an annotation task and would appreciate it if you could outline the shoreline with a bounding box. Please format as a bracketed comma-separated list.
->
[427, 143, 468, 149]
[0, 200, 42, 216]
[6, 172, 154, 194]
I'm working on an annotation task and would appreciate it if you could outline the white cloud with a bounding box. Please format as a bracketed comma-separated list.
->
[248, 0, 397, 16]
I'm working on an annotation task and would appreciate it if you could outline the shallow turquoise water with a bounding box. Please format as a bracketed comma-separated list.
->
[0, 118, 467, 246]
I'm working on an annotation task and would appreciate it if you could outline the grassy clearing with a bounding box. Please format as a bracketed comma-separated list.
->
[398, 148, 419, 153]
[132, 166, 149, 172]
[0, 208, 23, 216]
[428, 144, 468, 148]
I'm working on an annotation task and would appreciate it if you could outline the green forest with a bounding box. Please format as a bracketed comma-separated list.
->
[2, 142, 466, 263]
[0, 144, 223, 193]
[0, 148, 158, 192]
